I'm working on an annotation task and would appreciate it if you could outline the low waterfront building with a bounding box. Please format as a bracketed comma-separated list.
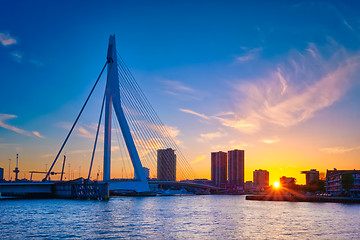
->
[301, 169, 319, 186]
[244, 181, 254, 191]
[182, 179, 212, 185]
[326, 169, 360, 197]
[143, 167, 150, 179]
[280, 176, 296, 188]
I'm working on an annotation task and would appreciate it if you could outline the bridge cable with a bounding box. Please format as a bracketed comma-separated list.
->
[116, 59, 189, 179]
[87, 87, 106, 180]
[44, 61, 108, 181]
[116, 54, 196, 179]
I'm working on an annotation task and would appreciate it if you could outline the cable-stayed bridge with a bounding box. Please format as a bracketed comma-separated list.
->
[45, 34, 201, 193]
[0, 35, 223, 198]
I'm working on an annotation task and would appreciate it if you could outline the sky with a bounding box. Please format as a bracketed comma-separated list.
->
[1, 0, 360, 184]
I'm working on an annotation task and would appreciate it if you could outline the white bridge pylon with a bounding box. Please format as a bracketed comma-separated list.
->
[104, 35, 150, 192]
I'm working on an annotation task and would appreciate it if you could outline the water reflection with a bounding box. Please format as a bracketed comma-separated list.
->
[0, 196, 359, 239]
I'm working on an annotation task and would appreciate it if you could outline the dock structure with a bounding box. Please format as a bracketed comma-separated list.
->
[55, 179, 109, 200]
[0, 179, 109, 200]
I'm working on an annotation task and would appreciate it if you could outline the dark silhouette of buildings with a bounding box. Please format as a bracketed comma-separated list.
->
[211, 151, 227, 187]
[244, 181, 253, 191]
[253, 169, 269, 189]
[326, 169, 360, 196]
[0, 168, 3, 181]
[157, 148, 176, 181]
[228, 149, 244, 188]
[280, 176, 296, 188]
[301, 169, 319, 186]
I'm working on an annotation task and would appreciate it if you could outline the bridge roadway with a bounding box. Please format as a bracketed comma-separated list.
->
[0, 180, 223, 197]
[108, 178, 223, 191]
[148, 180, 223, 191]
[0, 182, 54, 194]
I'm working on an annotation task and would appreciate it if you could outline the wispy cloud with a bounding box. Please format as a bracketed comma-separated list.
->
[213, 116, 259, 133]
[160, 79, 204, 101]
[191, 155, 206, 164]
[236, 47, 262, 63]
[0, 114, 29, 135]
[0, 113, 43, 138]
[198, 131, 226, 142]
[226, 43, 360, 133]
[146, 122, 183, 146]
[11, 51, 23, 63]
[77, 126, 94, 139]
[32, 131, 45, 139]
[161, 80, 194, 93]
[164, 125, 180, 138]
[179, 108, 210, 120]
[212, 141, 247, 151]
[179, 107, 259, 133]
[0, 32, 17, 46]
[260, 138, 280, 144]
[320, 145, 360, 154]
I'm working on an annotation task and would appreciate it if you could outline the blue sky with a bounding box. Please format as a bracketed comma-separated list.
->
[1, 1, 360, 183]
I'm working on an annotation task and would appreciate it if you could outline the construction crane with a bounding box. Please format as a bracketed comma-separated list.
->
[30, 155, 67, 182]
[29, 171, 62, 181]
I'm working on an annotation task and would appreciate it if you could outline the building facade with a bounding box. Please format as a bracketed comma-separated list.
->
[280, 176, 296, 188]
[326, 169, 360, 196]
[143, 167, 150, 179]
[157, 148, 176, 181]
[253, 169, 269, 189]
[301, 169, 319, 186]
[228, 149, 244, 188]
[211, 151, 227, 187]
[244, 181, 254, 191]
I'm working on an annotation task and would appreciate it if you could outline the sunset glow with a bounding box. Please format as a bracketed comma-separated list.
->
[0, 1, 359, 184]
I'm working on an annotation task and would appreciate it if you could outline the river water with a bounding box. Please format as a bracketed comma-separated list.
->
[1, 195, 359, 239]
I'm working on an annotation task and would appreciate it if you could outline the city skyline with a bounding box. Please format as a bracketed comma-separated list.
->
[1, 1, 360, 184]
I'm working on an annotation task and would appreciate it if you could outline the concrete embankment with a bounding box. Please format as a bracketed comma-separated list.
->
[246, 194, 360, 203]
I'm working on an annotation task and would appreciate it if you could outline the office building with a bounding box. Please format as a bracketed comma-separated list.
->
[211, 151, 227, 187]
[228, 149, 244, 187]
[253, 169, 269, 189]
[301, 169, 319, 186]
[0, 168, 3, 181]
[157, 148, 176, 181]
[143, 167, 150, 179]
[326, 169, 360, 196]
[280, 176, 296, 187]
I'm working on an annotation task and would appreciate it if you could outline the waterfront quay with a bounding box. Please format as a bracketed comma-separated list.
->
[246, 194, 360, 203]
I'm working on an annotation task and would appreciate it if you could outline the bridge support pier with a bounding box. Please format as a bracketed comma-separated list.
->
[103, 35, 150, 193]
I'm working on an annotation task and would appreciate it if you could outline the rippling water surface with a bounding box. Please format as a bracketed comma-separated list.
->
[1, 195, 359, 239]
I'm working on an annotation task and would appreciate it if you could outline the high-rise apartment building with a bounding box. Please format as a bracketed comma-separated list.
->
[228, 149, 244, 187]
[211, 151, 227, 187]
[157, 148, 176, 181]
[253, 169, 269, 189]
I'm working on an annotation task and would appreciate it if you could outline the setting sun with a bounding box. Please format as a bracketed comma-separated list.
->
[273, 181, 280, 188]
